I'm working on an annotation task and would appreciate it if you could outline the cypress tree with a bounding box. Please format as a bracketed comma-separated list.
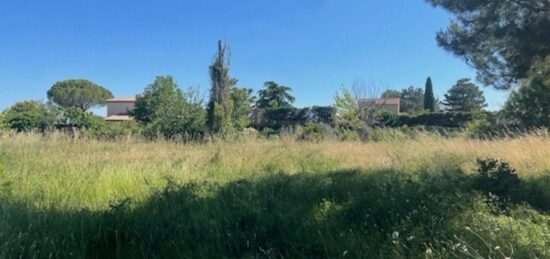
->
[423, 77, 436, 112]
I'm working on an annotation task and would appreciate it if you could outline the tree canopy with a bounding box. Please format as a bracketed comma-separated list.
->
[133, 76, 205, 139]
[3, 100, 59, 131]
[47, 79, 113, 111]
[400, 86, 424, 113]
[442, 78, 487, 112]
[231, 88, 255, 131]
[427, 0, 550, 89]
[256, 81, 295, 109]
[503, 57, 550, 128]
[380, 90, 400, 99]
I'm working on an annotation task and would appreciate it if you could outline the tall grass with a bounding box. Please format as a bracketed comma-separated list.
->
[0, 131, 548, 258]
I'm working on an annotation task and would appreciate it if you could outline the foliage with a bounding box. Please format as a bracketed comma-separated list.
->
[380, 89, 400, 99]
[47, 79, 113, 111]
[502, 57, 550, 129]
[133, 76, 205, 139]
[399, 86, 424, 113]
[473, 158, 522, 206]
[62, 107, 107, 131]
[423, 77, 436, 112]
[333, 87, 361, 129]
[297, 123, 326, 142]
[442, 78, 487, 112]
[3, 100, 59, 131]
[255, 81, 295, 109]
[0, 112, 6, 131]
[206, 41, 236, 134]
[381, 111, 481, 128]
[230, 88, 255, 131]
[253, 106, 335, 130]
[427, 0, 550, 89]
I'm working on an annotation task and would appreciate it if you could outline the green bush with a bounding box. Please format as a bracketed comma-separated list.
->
[253, 106, 335, 130]
[381, 111, 481, 128]
[473, 158, 521, 206]
[297, 123, 325, 142]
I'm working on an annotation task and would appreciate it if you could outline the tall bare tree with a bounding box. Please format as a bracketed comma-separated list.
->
[206, 40, 236, 134]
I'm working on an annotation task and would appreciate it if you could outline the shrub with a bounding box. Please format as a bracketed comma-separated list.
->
[298, 123, 326, 142]
[473, 158, 521, 204]
[381, 111, 481, 128]
[252, 106, 335, 130]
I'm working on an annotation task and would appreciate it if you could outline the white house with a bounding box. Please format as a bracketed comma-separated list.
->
[105, 96, 136, 122]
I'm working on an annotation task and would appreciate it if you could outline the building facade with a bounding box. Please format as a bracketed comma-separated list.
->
[105, 96, 136, 121]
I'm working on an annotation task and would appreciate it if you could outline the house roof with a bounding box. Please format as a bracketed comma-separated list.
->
[106, 96, 136, 103]
[105, 115, 133, 121]
[358, 98, 400, 105]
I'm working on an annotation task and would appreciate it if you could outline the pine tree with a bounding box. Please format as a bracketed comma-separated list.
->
[423, 77, 436, 112]
[442, 78, 487, 112]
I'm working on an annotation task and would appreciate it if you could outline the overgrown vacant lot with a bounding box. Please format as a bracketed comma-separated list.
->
[0, 133, 549, 258]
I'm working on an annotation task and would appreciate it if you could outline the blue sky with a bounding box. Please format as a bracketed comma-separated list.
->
[0, 0, 510, 114]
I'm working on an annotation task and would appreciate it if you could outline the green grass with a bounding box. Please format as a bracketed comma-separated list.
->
[0, 132, 548, 258]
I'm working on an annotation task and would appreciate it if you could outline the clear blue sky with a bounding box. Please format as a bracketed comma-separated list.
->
[0, 0, 509, 114]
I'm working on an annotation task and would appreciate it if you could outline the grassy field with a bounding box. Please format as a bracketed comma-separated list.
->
[0, 132, 549, 258]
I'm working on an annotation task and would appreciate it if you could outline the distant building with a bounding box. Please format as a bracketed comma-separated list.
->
[358, 98, 400, 113]
[105, 96, 136, 121]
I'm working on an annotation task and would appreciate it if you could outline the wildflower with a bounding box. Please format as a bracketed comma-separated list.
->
[425, 248, 433, 255]
[495, 246, 500, 250]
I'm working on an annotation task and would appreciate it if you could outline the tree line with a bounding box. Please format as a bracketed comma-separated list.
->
[2, 0, 549, 138]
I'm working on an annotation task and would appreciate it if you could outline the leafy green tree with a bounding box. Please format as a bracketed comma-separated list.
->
[333, 87, 361, 129]
[206, 41, 236, 134]
[3, 100, 59, 131]
[133, 76, 205, 139]
[256, 81, 295, 109]
[426, 0, 550, 89]
[47, 79, 113, 111]
[62, 107, 107, 131]
[442, 78, 487, 112]
[231, 88, 255, 131]
[503, 58, 550, 128]
[380, 90, 400, 99]
[424, 77, 436, 112]
[400, 86, 424, 113]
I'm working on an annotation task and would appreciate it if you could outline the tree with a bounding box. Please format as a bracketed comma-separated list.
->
[400, 86, 424, 113]
[255, 81, 295, 109]
[333, 87, 361, 129]
[206, 41, 236, 134]
[442, 78, 487, 112]
[231, 88, 255, 131]
[503, 57, 550, 128]
[426, 0, 550, 89]
[424, 77, 436, 112]
[47, 79, 113, 111]
[380, 90, 400, 99]
[3, 100, 59, 131]
[133, 76, 205, 139]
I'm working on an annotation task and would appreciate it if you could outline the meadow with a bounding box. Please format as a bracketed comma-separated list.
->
[0, 131, 548, 258]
